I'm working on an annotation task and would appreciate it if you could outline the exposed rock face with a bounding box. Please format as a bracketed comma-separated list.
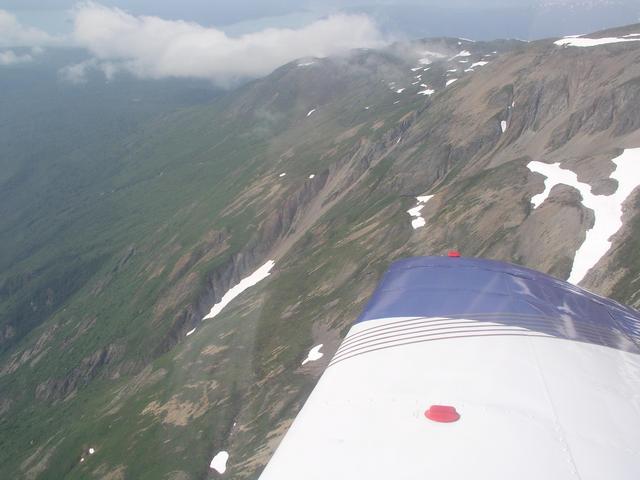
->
[35, 345, 124, 402]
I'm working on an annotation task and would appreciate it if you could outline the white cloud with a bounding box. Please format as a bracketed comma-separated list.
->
[68, 2, 386, 86]
[0, 42, 47, 66]
[0, 10, 60, 47]
[58, 59, 95, 83]
[0, 49, 33, 65]
[58, 57, 121, 84]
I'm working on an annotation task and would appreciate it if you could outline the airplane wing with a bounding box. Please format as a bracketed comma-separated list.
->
[259, 256, 640, 479]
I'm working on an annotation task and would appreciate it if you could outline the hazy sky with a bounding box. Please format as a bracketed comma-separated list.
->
[3, 1, 639, 34]
[4, 1, 635, 31]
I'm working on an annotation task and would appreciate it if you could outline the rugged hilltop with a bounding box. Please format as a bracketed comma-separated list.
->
[1, 24, 640, 479]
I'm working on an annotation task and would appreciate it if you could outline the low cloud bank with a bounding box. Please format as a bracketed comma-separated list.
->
[64, 2, 386, 85]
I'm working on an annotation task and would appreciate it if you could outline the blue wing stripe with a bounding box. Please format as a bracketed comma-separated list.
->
[356, 257, 640, 352]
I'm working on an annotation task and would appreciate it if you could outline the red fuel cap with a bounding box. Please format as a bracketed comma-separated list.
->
[425, 405, 460, 423]
[447, 250, 461, 258]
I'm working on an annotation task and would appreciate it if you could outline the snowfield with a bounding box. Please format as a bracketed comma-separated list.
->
[555, 36, 640, 47]
[527, 148, 640, 284]
[203, 261, 275, 320]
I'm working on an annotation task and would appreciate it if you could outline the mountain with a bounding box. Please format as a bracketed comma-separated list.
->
[1, 24, 640, 479]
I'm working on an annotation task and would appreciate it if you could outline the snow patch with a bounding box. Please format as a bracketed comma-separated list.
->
[186, 328, 196, 336]
[417, 87, 435, 96]
[623, 33, 640, 37]
[450, 50, 471, 60]
[89, 448, 95, 455]
[407, 195, 434, 230]
[309, 174, 315, 179]
[210, 451, 229, 474]
[417, 51, 446, 65]
[447, 68, 458, 72]
[279, 172, 286, 177]
[470, 61, 488, 68]
[445, 78, 457, 87]
[410, 66, 422, 71]
[302, 344, 324, 365]
[411, 217, 425, 229]
[203, 261, 275, 320]
[306, 109, 316, 117]
[396, 88, 405, 93]
[527, 148, 640, 284]
[555, 36, 640, 47]
[297, 61, 315, 67]
[501, 120, 507, 133]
